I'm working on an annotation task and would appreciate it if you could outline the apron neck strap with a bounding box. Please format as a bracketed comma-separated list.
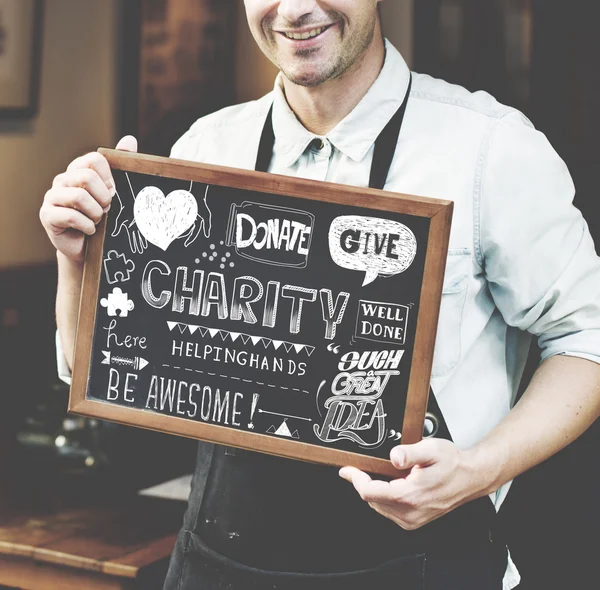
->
[255, 74, 412, 191]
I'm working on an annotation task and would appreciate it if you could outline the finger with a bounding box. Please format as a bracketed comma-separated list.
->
[126, 227, 137, 254]
[53, 168, 113, 210]
[135, 230, 146, 253]
[339, 466, 370, 485]
[45, 187, 104, 225]
[131, 230, 141, 254]
[369, 502, 400, 523]
[390, 441, 440, 471]
[116, 135, 138, 153]
[66, 152, 114, 197]
[339, 467, 395, 503]
[44, 206, 97, 236]
[368, 502, 420, 530]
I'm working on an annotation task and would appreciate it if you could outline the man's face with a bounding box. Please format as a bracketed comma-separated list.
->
[244, 0, 382, 87]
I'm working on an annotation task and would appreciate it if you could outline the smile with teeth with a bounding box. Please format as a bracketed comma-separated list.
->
[282, 26, 330, 40]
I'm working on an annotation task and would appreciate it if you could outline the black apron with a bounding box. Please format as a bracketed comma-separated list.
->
[188, 76, 506, 579]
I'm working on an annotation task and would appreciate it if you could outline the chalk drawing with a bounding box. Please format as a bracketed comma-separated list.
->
[100, 287, 135, 317]
[328, 215, 417, 286]
[103, 250, 135, 284]
[101, 351, 148, 371]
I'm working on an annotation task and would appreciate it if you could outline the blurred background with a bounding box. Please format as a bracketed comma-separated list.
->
[0, 1, 597, 588]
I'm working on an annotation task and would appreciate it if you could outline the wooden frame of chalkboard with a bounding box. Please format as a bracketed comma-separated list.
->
[69, 149, 453, 478]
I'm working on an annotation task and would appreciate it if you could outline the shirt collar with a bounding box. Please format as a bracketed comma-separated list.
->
[271, 40, 411, 168]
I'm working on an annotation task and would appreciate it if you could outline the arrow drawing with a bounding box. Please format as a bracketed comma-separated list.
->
[258, 409, 312, 422]
[102, 351, 149, 371]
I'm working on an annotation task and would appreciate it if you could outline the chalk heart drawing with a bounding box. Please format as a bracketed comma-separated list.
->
[133, 186, 198, 251]
[328, 215, 417, 286]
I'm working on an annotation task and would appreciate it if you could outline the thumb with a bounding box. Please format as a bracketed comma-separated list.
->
[390, 442, 437, 471]
[115, 135, 138, 152]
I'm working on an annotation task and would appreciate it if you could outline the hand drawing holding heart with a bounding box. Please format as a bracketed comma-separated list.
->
[133, 187, 198, 251]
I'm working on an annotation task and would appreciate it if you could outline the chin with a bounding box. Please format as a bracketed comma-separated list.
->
[286, 73, 326, 87]
[281, 62, 338, 87]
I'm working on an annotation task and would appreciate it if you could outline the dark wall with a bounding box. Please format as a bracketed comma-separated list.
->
[0, 265, 58, 439]
[414, 3, 600, 589]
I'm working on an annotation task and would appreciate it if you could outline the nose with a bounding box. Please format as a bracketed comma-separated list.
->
[277, 0, 319, 23]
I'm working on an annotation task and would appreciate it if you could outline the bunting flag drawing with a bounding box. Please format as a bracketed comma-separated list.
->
[166, 321, 315, 356]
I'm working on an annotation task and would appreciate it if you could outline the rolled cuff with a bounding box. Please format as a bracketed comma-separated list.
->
[56, 330, 72, 385]
[539, 329, 600, 366]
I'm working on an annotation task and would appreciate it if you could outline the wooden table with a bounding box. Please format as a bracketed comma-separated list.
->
[0, 496, 185, 590]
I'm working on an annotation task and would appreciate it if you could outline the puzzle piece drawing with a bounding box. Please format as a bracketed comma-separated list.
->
[100, 288, 135, 317]
[103, 250, 136, 284]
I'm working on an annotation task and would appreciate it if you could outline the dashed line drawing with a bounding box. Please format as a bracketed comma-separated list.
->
[160, 363, 309, 393]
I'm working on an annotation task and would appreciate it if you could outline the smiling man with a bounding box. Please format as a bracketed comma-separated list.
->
[40, 1, 600, 589]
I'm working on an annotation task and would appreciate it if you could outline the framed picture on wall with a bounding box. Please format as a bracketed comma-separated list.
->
[0, 0, 44, 117]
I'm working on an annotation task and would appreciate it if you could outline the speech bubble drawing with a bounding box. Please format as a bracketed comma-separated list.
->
[328, 216, 417, 286]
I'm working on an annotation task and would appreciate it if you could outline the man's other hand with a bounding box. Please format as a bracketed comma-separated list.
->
[339, 439, 487, 530]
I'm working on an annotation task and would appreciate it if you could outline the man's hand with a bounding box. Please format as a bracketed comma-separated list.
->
[339, 439, 486, 530]
[340, 356, 600, 532]
[41, 136, 138, 371]
[40, 136, 138, 263]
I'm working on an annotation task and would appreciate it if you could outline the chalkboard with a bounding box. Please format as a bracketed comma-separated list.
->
[70, 150, 453, 477]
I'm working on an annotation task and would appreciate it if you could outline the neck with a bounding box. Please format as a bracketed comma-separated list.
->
[282, 34, 386, 136]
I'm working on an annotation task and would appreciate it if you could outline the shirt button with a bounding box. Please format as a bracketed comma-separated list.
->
[311, 138, 325, 150]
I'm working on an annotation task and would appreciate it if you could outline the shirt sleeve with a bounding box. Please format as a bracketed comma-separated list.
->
[170, 129, 192, 159]
[56, 330, 72, 385]
[479, 110, 600, 364]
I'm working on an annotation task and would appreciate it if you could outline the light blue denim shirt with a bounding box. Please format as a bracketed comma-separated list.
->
[58, 40, 600, 590]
